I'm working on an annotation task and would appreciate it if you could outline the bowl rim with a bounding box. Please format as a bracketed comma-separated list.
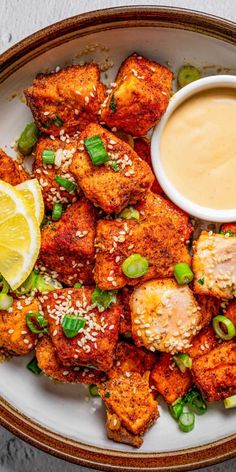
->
[151, 74, 236, 222]
[0, 5, 236, 471]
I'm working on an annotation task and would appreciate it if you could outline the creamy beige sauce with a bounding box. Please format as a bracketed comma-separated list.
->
[160, 88, 236, 209]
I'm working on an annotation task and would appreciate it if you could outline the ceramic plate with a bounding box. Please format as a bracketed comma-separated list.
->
[0, 6, 236, 471]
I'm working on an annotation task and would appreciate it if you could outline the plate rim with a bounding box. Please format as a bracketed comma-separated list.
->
[0, 5, 236, 470]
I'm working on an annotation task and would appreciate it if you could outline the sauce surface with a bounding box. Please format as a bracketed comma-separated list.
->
[160, 88, 236, 209]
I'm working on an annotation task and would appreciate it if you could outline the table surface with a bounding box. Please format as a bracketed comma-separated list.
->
[0, 1, 235, 471]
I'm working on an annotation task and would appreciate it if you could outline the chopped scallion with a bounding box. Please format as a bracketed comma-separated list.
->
[119, 206, 140, 220]
[224, 395, 236, 409]
[55, 176, 76, 192]
[42, 149, 55, 164]
[122, 254, 148, 279]
[174, 353, 192, 373]
[52, 203, 63, 221]
[91, 287, 117, 312]
[177, 65, 201, 88]
[89, 384, 100, 397]
[26, 312, 48, 334]
[27, 357, 42, 375]
[174, 263, 194, 285]
[74, 282, 82, 288]
[212, 315, 235, 341]
[53, 115, 64, 127]
[178, 411, 195, 432]
[84, 135, 109, 166]
[62, 314, 86, 338]
[0, 293, 13, 310]
[18, 122, 39, 155]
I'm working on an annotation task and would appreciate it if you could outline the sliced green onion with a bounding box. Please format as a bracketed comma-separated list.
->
[110, 161, 120, 172]
[212, 315, 236, 341]
[16, 269, 38, 295]
[42, 149, 55, 164]
[169, 398, 184, 420]
[26, 312, 48, 334]
[174, 263, 194, 285]
[62, 314, 86, 338]
[27, 357, 42, 375]
[185, 389, 207, 415]
[0, 293, 13, 310]
[122, 254, 149, 279]
[109, 94, 117, 113]
[197, 278, 205, 285]
[18, 122, 39, 155]
[35, 274, 57, 293]
[220, 230, 235, 237]
[55, 176, 76, 192]
[89, 384, 100, 397]
[91, 287, 117, 312]
[178, 411, 195, 432]
[174, 353, 192, 373]
[84, 135, 109, 166]
[52, 203, 63, 221]
[74, 282, 82, 288]
[53, 115, 64, 127]
[119, 206, 140, 220]
[177, 65, 201, 89]
[224, 395, 236, 409]
[1, 278, 10, 294]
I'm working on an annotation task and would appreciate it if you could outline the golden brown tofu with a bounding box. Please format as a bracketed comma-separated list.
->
[133, 138, 163, 194]
[136, 191, 192, 243]
[0, 148, 29, 185]
[25, 64, 106, 135]
[101, 53, 173, 136]
[130, 279, 203, 354]
[220, 223, 236, 236]
[99, 371, 159, 435]
[33, 136, 79, 210]
[224, 299, 236, 325]
[192, 341, 236, 402]
[108, 341, 157, 379]
[151, 353, 192, 404]
[40, 199, 96, 285]
[70, 123, 154, 214]
[0, 297, 39, 355]
[119, 287, 132, 336]
[186, 326, 218, 359]
[36, 336, 106, 384]
[95, 218, 191, 290]
[106, 411, 143, 448]
[195, 295, 221, 328]
[193, 231, 236, 299]
[41, 287, 122, 371]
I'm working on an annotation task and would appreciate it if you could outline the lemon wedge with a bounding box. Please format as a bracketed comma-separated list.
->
[16, 179, 44, 224]
[0, 180, 41, 290]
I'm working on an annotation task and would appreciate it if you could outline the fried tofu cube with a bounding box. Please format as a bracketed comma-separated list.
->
[41, 287, 122, 371]
[25, 64, 106, 136]
[0, 297, 39, 355]
[130, 279, 204, 354]
[193, 231, 236, 299]
[95, 218, 191, 291]
[101, 53, 173, 136]
[36, 336, 105, 384]
[151, 353, 192, 404]
[0, 148, 29, 185]
[136, 191, 192, 243]
[133, 138, 163, 194]
[185, 326, 218, 359]
[192, 341, 236, 402]
[70, 123, 154, 214]
[119, 287, 132, 336]
[195, 294, 221, 328]
[99, 371, 159, 435]
[108, 341, 157, 379]
[40, 199, 96, 285]
[106, 411, 143, 448]
[33, 136, 79, 210]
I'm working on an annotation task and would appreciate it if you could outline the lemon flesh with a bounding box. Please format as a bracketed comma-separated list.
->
[16, 179, 44, 224]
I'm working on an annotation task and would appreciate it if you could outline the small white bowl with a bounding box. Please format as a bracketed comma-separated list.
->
[151, 75, 236, 222]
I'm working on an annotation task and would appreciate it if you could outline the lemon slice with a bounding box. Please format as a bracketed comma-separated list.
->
[16, 179, 44, 224]
[0, 180, 41, 290]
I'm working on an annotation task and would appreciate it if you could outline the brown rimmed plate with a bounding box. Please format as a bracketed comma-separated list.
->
[0, 6, 236, 471]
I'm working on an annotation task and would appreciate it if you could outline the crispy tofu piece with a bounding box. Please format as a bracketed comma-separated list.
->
[40, 199, 96, 285]
[193, 231, 236, 299]
[101, 53, 173, 136]
[195, 295, 221, 328]
[99, 371, 159, 435]
[0, 148, 29, 185]
[119, 287, 132, 336]
[185, 326, 218, 359]
[70, 123, 154, 214]
[36, 336, 105, 384]
[224, 299, 236, 325]
[108, 341, 157, 379]
[135, 191, 192, 243]
[25, 64, 106, 136]
[130, 279, 203, 354]
[0, 297, 39, 355]
[151, 353, 192, 404]
[95, 218, 191, 290]
[220, 223, 236, 236]
[192, 341, 236, 402]
[133, 138, 163, 194]
[33, 136, 79, 210]
[106, 411, 143, 448]
[41, 287, 122, 371]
